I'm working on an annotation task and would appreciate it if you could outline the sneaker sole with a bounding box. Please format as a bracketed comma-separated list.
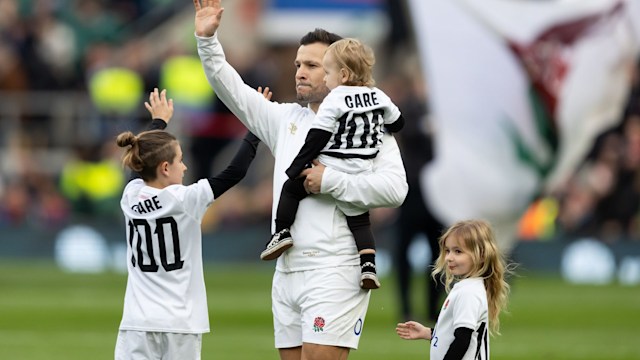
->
[260, 239, 293, 261]
[360, 274, 381, 290]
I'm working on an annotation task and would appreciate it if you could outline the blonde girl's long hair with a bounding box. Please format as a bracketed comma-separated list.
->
[326, 38, 375, 87]
[431, 219, 512, 335]
[116, 130, 177, 182]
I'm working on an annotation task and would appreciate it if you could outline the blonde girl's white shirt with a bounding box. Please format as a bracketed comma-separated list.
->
[431, 278, 489, 360]
[119, 178, 214, 333]
[196, 34, 408, 272]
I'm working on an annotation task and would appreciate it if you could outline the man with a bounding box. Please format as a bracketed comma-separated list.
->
[193, 1, 408, 359]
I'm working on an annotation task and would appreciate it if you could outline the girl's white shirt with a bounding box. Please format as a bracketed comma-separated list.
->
[431, 277, 489, 360]
[119, 178, 214, 333]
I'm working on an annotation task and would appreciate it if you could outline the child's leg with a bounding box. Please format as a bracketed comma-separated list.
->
[261, 177, 308, 261]
[346, 212, 380, 289]
[275, 177, 308, 231]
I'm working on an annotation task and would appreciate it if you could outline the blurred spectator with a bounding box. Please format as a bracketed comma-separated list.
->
[61, 0, 124, 61]
[26, 0, 78, 90]
[59, 141, 124, 222]
[0, 180, 30, 225]
[381, 64, 445, 322]
[593, 115, 640, 242]
[0, 132, 69, 229]
[0, 0, 639, 249]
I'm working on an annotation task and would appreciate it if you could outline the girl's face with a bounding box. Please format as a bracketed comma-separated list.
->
[322, 51, 345, 90]
[443, 235, 473, 277]
[166, 143, 187, 185]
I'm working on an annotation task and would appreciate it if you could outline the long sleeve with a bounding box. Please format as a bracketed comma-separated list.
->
[386, 115, 405, 133]
[208, 131, 260, 198]
[442, 327, 473, 360]
[196, 33, 287, 150]
[149, 119, 168, 131]
[286, 129, 332, 179]
[320, 133, 408, 209]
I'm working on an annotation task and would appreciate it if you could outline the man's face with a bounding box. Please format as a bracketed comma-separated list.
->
[294, 42, 331, 106]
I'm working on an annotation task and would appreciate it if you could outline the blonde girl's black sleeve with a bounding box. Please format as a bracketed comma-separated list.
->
[443, 327, 473, 360]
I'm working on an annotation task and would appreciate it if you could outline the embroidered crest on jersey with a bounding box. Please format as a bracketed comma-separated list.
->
[288, 122, 298, 135]
[443, 298, 450, 310]
[313, 316, 325, 332]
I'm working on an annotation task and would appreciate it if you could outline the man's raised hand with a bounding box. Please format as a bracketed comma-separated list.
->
[193, 0, 224, 37]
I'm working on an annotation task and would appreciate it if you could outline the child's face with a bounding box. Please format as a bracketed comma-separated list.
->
[322, 51, 343, 90]
[443, 235, 473, 277]
[166, 143, 187, 185]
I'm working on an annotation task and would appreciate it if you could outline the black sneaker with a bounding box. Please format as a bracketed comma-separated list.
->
[260, 229, 293, 260]
[360, 262, 381, 289]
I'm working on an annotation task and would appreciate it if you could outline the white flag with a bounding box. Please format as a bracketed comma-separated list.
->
[409, 0, 640, 252]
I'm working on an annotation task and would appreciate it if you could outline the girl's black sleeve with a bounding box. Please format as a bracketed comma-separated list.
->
[208, 131, 261, 198]
[149, 119, 168, 131]
[442, 327, 473, 360]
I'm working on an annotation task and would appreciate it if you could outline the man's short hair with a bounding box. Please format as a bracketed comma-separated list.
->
[299, 28, 342, 46]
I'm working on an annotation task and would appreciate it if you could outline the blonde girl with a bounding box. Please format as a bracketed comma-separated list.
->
[396, 219, 511, 360]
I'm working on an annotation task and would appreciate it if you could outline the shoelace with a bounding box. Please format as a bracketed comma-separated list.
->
[361, 262, 376, 270]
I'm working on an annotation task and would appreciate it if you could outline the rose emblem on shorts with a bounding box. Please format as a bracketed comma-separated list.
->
[313, 316, 325, 332]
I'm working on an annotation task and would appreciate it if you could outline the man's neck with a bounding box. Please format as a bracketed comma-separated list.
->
[309, 102, 320, 114]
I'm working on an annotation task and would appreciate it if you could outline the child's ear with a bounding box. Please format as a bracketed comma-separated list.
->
[159, 161, 170, 177]
[340, 68, 349, 84]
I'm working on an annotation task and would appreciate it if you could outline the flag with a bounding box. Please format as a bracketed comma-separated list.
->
[408, 0, 640, 252]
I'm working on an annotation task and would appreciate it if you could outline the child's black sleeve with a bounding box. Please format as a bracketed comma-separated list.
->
[442, 327, 473, 360]
[385, 115, 405, 133]
[208, 131, 261, 198]
[285, 128, 332, 179]
[149, 119, 168, 131]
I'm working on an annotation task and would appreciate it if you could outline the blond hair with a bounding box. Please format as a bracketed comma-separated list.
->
[325, 38, 375, 87]
[116, 130, 178, 182]
[432, 219, 512, 335]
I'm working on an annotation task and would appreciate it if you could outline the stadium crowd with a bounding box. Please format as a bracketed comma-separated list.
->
[1, 0, 640, 249]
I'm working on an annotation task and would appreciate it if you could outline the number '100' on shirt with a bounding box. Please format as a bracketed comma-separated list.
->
[119, 178, 214, 334]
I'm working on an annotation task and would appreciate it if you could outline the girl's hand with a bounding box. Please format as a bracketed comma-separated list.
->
[257, 86, 272, 100]
[144, 88, 174, 124]
[396, 321, 432, 341]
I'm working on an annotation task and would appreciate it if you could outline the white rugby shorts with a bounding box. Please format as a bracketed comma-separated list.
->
[272, 265, 371, 349]
[115, 330, 202, 360]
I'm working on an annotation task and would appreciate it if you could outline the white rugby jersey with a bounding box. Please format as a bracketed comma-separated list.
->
[314, 85, 401, 159]
[314, 85, 401, 175]
[431, 278, 489, 360]
[197, 34, 408, 272]
[119, 178, 214, 333]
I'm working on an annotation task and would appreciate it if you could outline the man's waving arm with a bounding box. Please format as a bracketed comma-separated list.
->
[193, 0, 279, 150]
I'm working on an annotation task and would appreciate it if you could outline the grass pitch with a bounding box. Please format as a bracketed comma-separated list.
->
[0, 261, 638, 359]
